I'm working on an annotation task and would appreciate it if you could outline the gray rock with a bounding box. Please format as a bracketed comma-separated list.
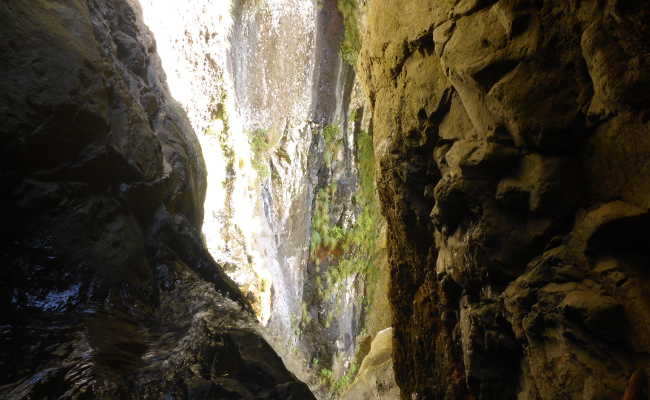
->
[0, 0, 314, 398]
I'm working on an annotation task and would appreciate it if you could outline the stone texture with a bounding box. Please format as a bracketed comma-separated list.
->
[0, 0, 314, 398]
[342, 327, 400, 400]
[359, 0, 650, 398]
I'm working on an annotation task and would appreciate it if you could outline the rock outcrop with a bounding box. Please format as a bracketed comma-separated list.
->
[359, 0, 650, 398]
[342, 327, 399, 400]
[0, 0, 314, 398]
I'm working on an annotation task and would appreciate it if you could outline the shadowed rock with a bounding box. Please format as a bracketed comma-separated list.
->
[0, 0, 314, 398]
[358, 0, 650, 398]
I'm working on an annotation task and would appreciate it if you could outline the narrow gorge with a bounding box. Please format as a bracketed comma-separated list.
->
[1, 1, 648, 400]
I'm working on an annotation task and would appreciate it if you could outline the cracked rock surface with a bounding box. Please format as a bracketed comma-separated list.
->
[359, 0, 650, 398]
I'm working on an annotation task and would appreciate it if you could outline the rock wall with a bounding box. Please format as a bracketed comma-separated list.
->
[359, 0, 650, 399]
[342, 327, 400, 399]
[0, 0, 313, 398]
[107, 0, 393, 398]
[137, 0, 320, 364]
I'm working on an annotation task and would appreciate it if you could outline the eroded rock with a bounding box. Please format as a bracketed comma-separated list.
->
[342, 327, 400, 400]
[0, 0, 314, 398]
[359, 0, 650, 398]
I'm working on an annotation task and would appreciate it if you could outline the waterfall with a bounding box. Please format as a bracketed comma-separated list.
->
[139, 0, 316, 366]
[139, 0, 371, 395]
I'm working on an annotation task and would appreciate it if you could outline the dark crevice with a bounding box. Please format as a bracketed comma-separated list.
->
[472, 59, 519, 92]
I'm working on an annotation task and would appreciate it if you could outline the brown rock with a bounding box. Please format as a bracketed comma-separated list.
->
[359, 0, 650, 398]
[622, 369, 648, 400]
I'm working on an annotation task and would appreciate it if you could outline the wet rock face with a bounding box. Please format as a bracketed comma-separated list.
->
[359, 0, 650, 399]
[0, 0, 313, 398]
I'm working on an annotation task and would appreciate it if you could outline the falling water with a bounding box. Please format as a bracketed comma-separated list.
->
[139, 0, 319, 373]
[138, 0, 367, 394]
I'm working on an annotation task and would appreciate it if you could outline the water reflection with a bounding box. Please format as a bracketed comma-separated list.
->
[0, 297, 185, 398]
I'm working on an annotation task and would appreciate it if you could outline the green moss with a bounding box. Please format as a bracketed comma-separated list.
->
[319, 368, 333, 386]
[311, 128, 382, 300]
[337, 0, 361, 66]
[308, 127, 382, 397]
[301, 302, 312, 325]
[322, 124, 343, 167]
[310, 183, 339, 260]
[249, 128, 271, 179]
[332, 362, 358, 394]
[317, 363, 359, 395]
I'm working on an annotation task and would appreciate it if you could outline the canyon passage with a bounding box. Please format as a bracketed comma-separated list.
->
[1, 0, 649, 399]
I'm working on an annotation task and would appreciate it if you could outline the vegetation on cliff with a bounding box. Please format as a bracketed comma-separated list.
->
[307, 121, 384, 396]
[337, 0, 361, 65]
[248, 128, 272, 179]
[311, 126, 380, 306]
